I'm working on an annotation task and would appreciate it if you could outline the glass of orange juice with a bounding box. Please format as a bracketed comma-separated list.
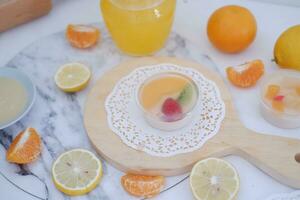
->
[101, 0, 176, 56]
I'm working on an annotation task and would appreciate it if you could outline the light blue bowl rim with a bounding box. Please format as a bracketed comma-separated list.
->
[0, 67, 36, 129]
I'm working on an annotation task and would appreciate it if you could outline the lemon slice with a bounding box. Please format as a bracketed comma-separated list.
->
[190, 158, 240, 200]
[54, 62, 91, 92]
[52, 149, 102, 196]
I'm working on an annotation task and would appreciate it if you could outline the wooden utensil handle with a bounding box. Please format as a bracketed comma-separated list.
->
[0, 0, 52, 32]
[232, 129, 300, 188]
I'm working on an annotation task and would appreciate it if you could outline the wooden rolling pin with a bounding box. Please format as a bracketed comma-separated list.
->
[0, 0, 52, 32]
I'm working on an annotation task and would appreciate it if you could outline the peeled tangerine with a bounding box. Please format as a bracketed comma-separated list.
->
[121, 174, 165, 198]
[6, 127, 41, 164]
[66, 24, 100, 49]
[226, 59, 264, 88]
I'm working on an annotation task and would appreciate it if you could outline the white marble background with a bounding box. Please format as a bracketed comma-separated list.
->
[0, 0, 300, 200]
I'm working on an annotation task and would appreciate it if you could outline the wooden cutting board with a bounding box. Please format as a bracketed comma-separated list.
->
[0, 0, 52, 32]
[84, 57, 300, 188]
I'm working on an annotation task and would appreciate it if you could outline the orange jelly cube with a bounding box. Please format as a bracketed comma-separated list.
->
[140, 75, 189, 110]
[272, 100, 284, 112]
[265, 85, 280, 100]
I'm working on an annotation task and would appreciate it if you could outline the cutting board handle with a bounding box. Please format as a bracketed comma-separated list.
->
[232, 129, 300, 188]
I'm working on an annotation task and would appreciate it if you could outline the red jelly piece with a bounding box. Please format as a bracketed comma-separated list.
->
[273, 95, 284, 101]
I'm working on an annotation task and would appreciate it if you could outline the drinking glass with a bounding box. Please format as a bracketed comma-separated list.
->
[101, 0, 176, 56]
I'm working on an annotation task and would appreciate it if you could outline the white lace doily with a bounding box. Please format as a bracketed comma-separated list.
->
[105, 63, 225, 157]
[265, 191, 300, 200]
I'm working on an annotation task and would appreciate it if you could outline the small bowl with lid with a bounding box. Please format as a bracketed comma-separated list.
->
[260, 69, 300, 129]
[136, 71, 199, 131]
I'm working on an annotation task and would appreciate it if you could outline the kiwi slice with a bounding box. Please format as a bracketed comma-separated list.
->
[177, 84, 194, 105]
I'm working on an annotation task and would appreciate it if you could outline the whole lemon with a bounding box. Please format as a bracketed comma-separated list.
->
[274, 25, 300, 71]
[207, 5, 257, 53]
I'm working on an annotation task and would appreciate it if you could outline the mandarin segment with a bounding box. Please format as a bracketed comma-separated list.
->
[6, 127, 41, 164]
[226, 59, 264, 88]
[121, 174, 165, 198]
[66, 24, 100, 49]
[265, 85, 280, 100]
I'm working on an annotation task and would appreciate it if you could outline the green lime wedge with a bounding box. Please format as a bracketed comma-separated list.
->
[177, 84, 194, 106]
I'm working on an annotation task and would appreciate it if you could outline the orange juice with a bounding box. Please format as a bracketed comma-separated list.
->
[101, 0, 176, 56]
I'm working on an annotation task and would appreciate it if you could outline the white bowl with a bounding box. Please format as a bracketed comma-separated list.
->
[0, 67, 36, 129]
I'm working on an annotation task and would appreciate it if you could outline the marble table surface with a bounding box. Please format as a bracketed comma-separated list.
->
[1, 22, 214, 200]
[0, 0, 300, 200]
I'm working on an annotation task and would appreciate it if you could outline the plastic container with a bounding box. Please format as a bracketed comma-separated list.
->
[260, 69, 300, 129]
[136, 72, 199, 131]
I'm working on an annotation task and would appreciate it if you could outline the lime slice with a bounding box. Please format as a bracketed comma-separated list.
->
[52, 149, 102, 196]
[177, 83, 195, 106]
[190, 158, 240, 200]
[54, 62, 91, 92]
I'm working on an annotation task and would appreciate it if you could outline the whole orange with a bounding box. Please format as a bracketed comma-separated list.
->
[207, 5, 257, 53]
